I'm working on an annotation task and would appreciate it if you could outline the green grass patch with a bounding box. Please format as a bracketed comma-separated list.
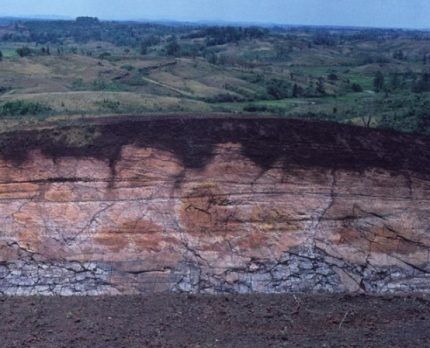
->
[1, 49, 18, 58]
[345, 73, 374, 90]
[0, 100, 52, 117]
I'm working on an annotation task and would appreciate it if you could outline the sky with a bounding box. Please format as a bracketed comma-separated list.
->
[0, 0, 429, 29]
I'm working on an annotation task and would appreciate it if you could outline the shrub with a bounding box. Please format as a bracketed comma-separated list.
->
[243, 104, 272, 112]
[96, 99, 121, 112]
[98, 52, 112, 60]
[205, 94, 242, 103]
[165, 40, 180, 57]
[121, 64, 134, 71]
[266, 79, 291, 100]
[380, 110, 430, 135]
[412, 73, 430, 93]
[327, 73, 338, 81]
[0, 100, 52, 116]
[373, 71, 385, 92]
[91, 79, 125, 92]
[140, 35, 161, 54]
[16, 46, 32, 57]
[292, 84, 304, 98]
[351, 83, 363, 92]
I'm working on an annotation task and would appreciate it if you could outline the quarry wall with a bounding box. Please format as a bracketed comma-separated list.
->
[0, 116, 429, 295]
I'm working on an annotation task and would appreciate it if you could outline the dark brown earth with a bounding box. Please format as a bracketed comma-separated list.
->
[1, 115, 430, 174]
[2, 294, 430, 347]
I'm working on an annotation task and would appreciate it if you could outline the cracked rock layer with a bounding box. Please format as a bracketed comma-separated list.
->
[0, 116, 429, 295]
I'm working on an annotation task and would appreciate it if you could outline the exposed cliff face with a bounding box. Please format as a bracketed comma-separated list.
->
[0, 116, 429, 295]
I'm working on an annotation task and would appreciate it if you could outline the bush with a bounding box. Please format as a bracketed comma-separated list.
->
[204, 94, 242, 103]
[292, 84, 304, 98]
[140, 35, 161, 54]
[412, 73, 430, 93]
[71, 78, 85, 90]
[327, 73, 338, 81]
[351, 83, 363, 92]
[98, 52, 112, 60]
[266, 79, 291, 100]
[165, 40, 180, 57]
[91, 79, 125, 92]
[204, 51, 218, 65]
[243, 104, 275, 113]
[0, 100, 52, 116]
[380, 110, 430, 135]
[244, 104, 265, 112]
[138, 68, 150, 76]
[373, 71, 385, 92]
[76, 17, 100, 25]
[96, 99, 120, 112]
[0, 86, 10, 94]
[121, 64, 134, 71]
[16, 46, 32, 57]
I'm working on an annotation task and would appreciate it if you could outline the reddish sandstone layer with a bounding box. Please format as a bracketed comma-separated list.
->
[0, 117, 429, 295]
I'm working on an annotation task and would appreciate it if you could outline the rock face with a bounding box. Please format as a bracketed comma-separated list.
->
[0, 116, 429, 295]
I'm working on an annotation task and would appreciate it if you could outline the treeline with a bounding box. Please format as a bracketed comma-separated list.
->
[15, 46, 52, 57]
[372, 71, 430, 94]
[279, 26, 430, 42]
[185, 26, 269, 45]
[1, 18, 191, 47]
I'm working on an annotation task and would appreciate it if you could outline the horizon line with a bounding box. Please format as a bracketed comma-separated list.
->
[0, 14, 429, 31]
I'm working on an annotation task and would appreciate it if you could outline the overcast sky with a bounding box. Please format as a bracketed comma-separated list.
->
[0, 0, 429, 29]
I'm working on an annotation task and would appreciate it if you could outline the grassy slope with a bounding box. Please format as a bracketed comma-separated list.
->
[0, 25, 429, 135]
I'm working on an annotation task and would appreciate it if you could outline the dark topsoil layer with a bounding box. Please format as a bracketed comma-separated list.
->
[1, 115, 429, 176]
[1, 294, 430, 348]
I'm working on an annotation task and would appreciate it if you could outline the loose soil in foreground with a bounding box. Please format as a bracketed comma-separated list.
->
[1, 294, 430, 347]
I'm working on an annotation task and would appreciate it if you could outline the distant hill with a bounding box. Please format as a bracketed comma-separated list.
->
[0, 15, 72, 24]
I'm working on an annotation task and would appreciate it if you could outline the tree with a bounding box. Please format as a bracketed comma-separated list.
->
[40, 47, 50, 55]
[205, 51, 218, 65]
[0, 50, 3, 61]
[351, 83, 363, 92]
[140, 35, 161, 55]
[0, 100, 51, 116]
[316, 77, 326, 95]
[274, 42, 291, 60]
[75, 17, 99, 25]
[359, 98, 376, 127]
[360, 113, 373, 128]
[327, 73, 338, 81]
[166, 39, 180, 57]
[393, 49, 405, 60]
[16, 46, 32, 57]
[292, 84, 304, 98]
[373, 71, 385, 92]
[412, 72, 430, 93]
[140, 43, 148, 55]
[266, 79, 291, 100]
[388, 73, 401, 91]
[98, 52, 111, 60]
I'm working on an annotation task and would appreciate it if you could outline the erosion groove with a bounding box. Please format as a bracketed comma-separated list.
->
[0, 116, 429, 295]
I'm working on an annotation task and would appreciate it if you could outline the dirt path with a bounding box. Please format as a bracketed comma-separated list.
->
[1, 294, 429, 347]
[140, 76, 197, 98]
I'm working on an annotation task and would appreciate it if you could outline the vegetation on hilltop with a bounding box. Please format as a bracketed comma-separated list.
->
[0, 18, 429, 135]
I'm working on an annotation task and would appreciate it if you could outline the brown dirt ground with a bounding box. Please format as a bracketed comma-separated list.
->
[1, 294, 430, 347]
